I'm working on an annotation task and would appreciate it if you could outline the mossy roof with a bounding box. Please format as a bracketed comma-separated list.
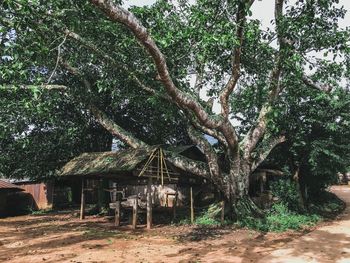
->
[59, 147, 156, 177]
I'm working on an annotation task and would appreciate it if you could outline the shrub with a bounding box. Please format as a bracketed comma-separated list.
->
[194, 214, 220, 226]
[270, 179, 303, 212]
[308, 190, 345, 218]
[266, 203, 320, 232]
[239, 202, 320, 232]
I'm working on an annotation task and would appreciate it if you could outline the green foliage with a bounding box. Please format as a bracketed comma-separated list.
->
[240, 189, 344, 232]
[194, 202, 232, 226]
[239, 203, 320, 232]
[265, 203, 320, 232]
[29, 208, 53, 215]
[308, 190, 345, 218]
[194, 214, 220, 226]
[1, 0, 349, 199]
[270, 179, 303, 212]
[174, 203, 222, 226]
[0, 88, 112, 180]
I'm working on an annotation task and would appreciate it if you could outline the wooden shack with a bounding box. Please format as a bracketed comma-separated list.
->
[0, 180, 24, 217]
[59, 146, 210, 228]
[13, 179, 54, 210]
[249, 168, 284, 208]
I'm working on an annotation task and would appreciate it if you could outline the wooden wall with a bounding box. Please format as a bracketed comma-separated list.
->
[17, 182, 53, 210]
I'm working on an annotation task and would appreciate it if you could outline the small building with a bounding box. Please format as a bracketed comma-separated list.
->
[11, 179, 54, 210]
[58, 146, 212, 228]
[249, 168, 284, 208]
[0, 180, 24, 217]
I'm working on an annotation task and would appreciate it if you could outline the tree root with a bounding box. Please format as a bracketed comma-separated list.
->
[233, 196, 264, 220]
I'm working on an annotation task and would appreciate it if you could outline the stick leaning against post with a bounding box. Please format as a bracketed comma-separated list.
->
[80, 178, 86, 220]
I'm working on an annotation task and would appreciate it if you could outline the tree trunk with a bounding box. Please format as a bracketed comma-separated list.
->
[293, 166, 306, 211]
[218, 158, 263, 220]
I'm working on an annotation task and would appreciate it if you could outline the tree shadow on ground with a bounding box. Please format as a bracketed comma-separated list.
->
[175, 226, 233, 242]
[254, 229, 350, 263]
[0, 211, 151, 262]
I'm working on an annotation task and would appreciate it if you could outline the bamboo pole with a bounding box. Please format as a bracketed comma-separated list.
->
[190, 186, 194, 224]
[115, 200, 121, 227]
[160, 149, 164, 185]
[132, 197, 138, 229]
[147, 177, 153, 229]
[80, 178, 86, 220]
[173, 188, 178, 221]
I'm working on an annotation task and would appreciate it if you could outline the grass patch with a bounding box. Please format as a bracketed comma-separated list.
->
[239, 203, 321, 232]
[174, 203, 222, 226]
[30, 208, 53, 215]
[194, 214, 220, 226]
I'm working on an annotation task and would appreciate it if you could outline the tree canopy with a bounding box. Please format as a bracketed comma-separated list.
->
[1, 0, 349, 212]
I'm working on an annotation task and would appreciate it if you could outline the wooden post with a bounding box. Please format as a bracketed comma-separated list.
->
[173, 190, 178, 221]
[190, 186, 194, 224]
[97, 179, 105, 213]
[132, 196, 138, 229]
[221, 200, 225, 225]
[115, 200, 121, 227]
[80, 178, 86, 220]
[147, 177, 153, 229]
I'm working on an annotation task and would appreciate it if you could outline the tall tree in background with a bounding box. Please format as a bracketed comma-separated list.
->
[1, 0, 349, 215]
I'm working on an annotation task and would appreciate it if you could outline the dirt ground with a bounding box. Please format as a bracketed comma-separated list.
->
[0, 186, 348, 263]
[258, 185, 350, 263]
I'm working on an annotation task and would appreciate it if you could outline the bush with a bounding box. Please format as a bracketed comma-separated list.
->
[194, 214, 220, 226]
[239, 202, 320, 232]
[175, 203, 222, 226]
[266, 203, 320, 232]
[308, 190, 345, 218]
[270, 179, 303, 212]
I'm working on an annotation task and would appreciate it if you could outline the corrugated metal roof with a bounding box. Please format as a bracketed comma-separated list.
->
[0, 180, 24, 190]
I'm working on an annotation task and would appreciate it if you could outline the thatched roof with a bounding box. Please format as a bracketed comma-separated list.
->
[59, 147, 155, 177]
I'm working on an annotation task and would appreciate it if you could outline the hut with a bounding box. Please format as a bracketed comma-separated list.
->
[11, 179, 54, 210]
[0, 180, 24, 217]
[249, 168, 284, 208]
[58, 146, 210, 228]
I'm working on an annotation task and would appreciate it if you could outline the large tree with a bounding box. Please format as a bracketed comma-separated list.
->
[1, 0, 349, 215]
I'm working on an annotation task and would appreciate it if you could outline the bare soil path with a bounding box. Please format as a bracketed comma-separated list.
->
[0, 185, 348, 263]
[259, 185, 350, 263]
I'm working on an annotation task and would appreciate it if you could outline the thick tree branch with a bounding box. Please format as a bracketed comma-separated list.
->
[64, 29, 162, 96]
[242, 0, 284, 159]
[60, 61, 148, 149]
[2, 81, 146, 148]
[219, 1, 249, 117]
[5, 82, 212, 178]
[191, 118, 228, 148]
[87, 104, 148, 149]
[166, 154, 210, 179]
[0, 84, 67, 90]
[187, 125, 224, 189]
[302, 74, 333, 92]
[251, 135, 286, 172]
[90, 0, 222, 129]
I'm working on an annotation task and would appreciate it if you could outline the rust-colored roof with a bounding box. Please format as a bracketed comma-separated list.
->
[0, 180, 24, 191]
